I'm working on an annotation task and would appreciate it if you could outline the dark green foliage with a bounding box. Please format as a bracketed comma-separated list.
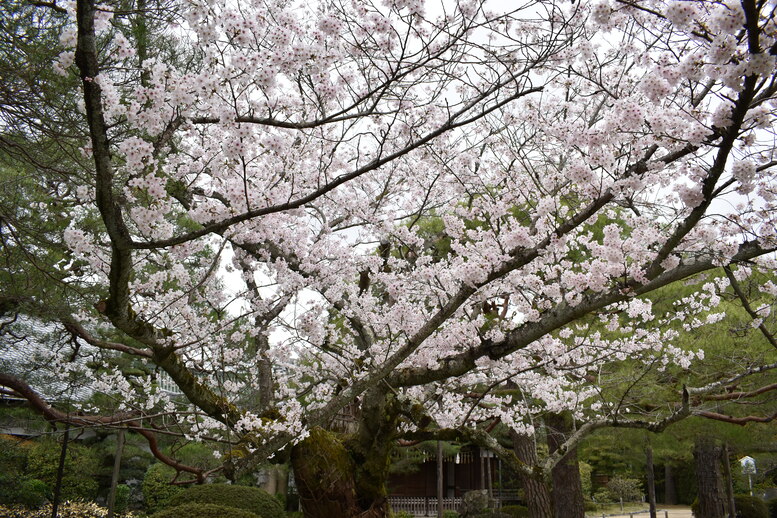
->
[766, 498, 777, 518]
[150, 503, 259, 518]
[25, 437, 100, 501]
[17, 479, 49, 508]
[593, 487, 614, 504]
[0, 435, 33, 506]
[734, 494, 768, 518]
[142, 463, 184, 514]
[113, 484, 131, 515]
[0, 434, 50, 508]
[172, 442, 221, 471]
[499, 505, 529, 517]
[165, 483, 284, 518]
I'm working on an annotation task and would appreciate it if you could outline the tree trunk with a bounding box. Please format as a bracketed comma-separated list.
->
[664, 464, 677, 505]
[510, 430, 553, 518]
[545, 413, 585, 518]
[694, 436, 727, 518]
[347, 388, 398, 517]
[107, 428, 125, 518]
[721, 443, 736, 518]
[51, 423, 70, 518]
[291, 428, 362, 518]
[645, 443, 657, 518]
[292, 386, 399, 518]
[437, 441, 443, 518]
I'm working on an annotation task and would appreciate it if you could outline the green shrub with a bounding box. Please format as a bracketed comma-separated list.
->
[0, 435, 33, 506]
[16, 479, 49, 509]
[767, 498, 777, 518]
[26, 438, 100, 501]
[165, 483, 284, 518]
[113, 484, 131, 515]
[606, 475, 643, 503]
[734, 494, 768, 518]
[443, 511, 459, 518]
[141, 464, 184, 514]
[393, 512, 413, 518]
[593, 487, 613, 503]
[150, 503, 259, 518]
[500, 505, 529, 517]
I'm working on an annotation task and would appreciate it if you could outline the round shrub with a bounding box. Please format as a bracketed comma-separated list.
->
[734, 494, 768, 518]
[165, 484, 284, 518]
[142, 463, 184, 514]
[150, 503, 259, 518]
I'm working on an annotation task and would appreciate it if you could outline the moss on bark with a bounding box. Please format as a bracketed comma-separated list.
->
[291, 428, 361, 518]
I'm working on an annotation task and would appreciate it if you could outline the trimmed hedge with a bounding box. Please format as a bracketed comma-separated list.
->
[164, 484, 284, 518]
[734, 494, 768, 518]
[150, 503, 259, 518]
[694, 495, 770, 518]
[141, 464, 184, 514]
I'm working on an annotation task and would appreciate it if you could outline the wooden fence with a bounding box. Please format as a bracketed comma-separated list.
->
[388, 497, 462, 516]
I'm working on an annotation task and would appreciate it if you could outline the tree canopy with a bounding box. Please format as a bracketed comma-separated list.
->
[1, 0, 776, 509]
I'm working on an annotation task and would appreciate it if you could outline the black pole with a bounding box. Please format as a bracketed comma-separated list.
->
[107, 428, 125, 518]
[51, 421, 70, 518]
[437, 441, 443, 518]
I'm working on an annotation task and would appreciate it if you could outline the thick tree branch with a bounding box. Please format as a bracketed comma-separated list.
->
[62, 318, 152, 358]
[0, 371, 207, 482]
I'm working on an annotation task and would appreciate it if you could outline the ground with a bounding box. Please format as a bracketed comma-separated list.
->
[588, 505, 693, 518]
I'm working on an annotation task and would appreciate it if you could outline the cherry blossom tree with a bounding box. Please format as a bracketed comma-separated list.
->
[1, 0, 777, 516]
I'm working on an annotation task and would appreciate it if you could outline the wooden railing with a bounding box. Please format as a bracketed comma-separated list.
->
[388, 497, 461, 516]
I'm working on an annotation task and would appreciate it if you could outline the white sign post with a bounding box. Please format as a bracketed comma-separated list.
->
[740, 456, 756, 496]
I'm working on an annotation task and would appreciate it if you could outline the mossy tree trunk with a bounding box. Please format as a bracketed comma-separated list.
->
[291, 428, 362, 518]
[345, 387, 399, 518]
[291, 387, 398, 518]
